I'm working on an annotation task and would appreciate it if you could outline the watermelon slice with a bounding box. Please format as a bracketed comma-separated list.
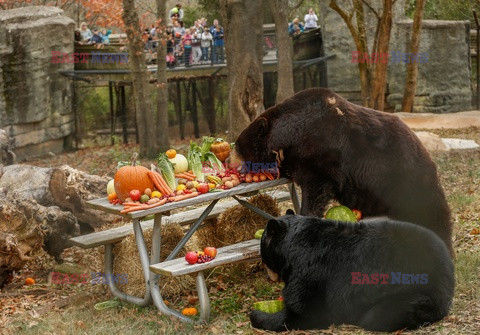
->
[325, 205, 357, 222]
[253, 300, 285, 313]
[254, 229, 264, 239]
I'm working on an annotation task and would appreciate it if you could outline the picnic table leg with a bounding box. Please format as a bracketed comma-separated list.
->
[150, 200, 219, 323]
[104, 242, 151, 306]
[288, 183, 301, 214]
[232, 195, 275, 220]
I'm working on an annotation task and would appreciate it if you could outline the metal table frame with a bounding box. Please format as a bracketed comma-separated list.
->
[87, 179, 301, 323]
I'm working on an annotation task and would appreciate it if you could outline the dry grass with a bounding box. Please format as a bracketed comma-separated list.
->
[3, 129, 480, 335]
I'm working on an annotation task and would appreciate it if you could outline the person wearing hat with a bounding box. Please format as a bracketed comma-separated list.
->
[169, 4, 184, 22]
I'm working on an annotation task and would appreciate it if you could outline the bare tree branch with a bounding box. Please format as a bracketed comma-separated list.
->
[288, 0, 306, 19]
[361, 0, 380, 19]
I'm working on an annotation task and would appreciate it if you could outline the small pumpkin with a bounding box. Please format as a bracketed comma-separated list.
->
[25, 277, 35, 285]
[181, 307, 198, 316]
[210, 138, 231, 162]
[114, 153, 154, 202]
[166, 149, 177, 159]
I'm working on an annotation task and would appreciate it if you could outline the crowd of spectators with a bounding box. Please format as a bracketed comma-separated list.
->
[74, 5, 320, 68]
[75, 22, 111, 45]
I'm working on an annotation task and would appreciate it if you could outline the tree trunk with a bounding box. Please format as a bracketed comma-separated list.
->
[220, 0, 264, 139]
[191, 81, 200, 139]
[122, 0, 157, 157]
[369, 0, 393, 111]
[402, 0, 426, 113]
[268, 0, 294, 103]
[156, 0, 170, 151]
[196, 79, 217, 135]
[0, 164, 114, 286]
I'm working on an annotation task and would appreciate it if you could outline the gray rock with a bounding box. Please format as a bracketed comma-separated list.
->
[0, 6, 75, 161]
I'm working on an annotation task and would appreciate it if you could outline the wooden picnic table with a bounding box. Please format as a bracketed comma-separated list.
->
[86, 178, 301, 323]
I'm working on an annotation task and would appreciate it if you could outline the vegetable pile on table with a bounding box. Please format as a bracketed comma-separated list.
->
[106, 137, 279, 213]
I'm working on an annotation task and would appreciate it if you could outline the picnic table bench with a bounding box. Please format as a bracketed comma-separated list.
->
[73, 178, 301, 323]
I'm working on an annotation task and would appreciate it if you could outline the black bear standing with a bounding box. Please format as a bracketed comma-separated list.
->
[233, 88, 453, 256]
[250, 213, 455, 332]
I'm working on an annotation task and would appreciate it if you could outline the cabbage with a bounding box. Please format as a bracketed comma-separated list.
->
[157, 153, 176, 191]
[188, 142, 205, 182]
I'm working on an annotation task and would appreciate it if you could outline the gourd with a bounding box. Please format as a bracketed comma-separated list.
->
[169, 153, 189, 174]
[210, 139, 231, 162]
[25, 277, 35, 285]
[114, 153, 154, 201]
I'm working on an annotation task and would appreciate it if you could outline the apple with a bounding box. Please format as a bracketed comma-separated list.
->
[197, 183, 209, 194]
[185, 251, 198, 265]
[129, 189, 141, 202]
[352, 209, 362, 221]
[203, 247, 217, 258]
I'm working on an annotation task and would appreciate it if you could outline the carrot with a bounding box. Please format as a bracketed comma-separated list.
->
[175, 173, 195, 181]
[182, 171, 196, 178]
[147, 171, 166, 194]
[168, 191, 199, 202]
[120, 198, 167, 214]
[264, 172, 274, 181]
[123, 202, 144, 207]
[153, 171, 173, 195]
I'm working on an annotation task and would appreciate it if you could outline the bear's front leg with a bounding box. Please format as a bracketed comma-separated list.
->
[250, 309, 288, 332]
[299, 182, 335, 217]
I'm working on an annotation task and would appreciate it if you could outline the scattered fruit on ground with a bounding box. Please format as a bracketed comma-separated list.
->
[253, 300, 285, 314]
[203, 247, 217, 258]
[254, 229, 264, 239]
[325, 205, 358, 223]
[185, 251, 198, 265]
[25, 277, 35, 286]
[181, 307, 198, 316]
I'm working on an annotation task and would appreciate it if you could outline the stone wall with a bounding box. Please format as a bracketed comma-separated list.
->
[0, 7, 75, 162]
[319, 0, 472, 113]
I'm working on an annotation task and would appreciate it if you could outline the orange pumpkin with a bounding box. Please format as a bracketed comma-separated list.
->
[166, 149, 177, 159]
[25, 277, 35, 285]
[210, 139, 231, 162]
[181, 307, 198, 316]
[114, 153, 154, 201]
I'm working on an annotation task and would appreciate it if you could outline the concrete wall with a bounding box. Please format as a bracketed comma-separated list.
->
[0, 6, 75, 161]
[319, 0, 472, 112]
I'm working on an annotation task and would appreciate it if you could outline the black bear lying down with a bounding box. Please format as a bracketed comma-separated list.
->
[250, 212, 454, 332]
[233, 88, 453, 257]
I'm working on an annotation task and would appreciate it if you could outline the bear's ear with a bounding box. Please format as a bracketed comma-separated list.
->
[265, 218, 287, 239]
[256, 117, 269, 135]
[286, 209, 295, 215]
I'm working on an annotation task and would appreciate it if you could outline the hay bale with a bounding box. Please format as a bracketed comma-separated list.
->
[196, 194, 280, 248]
[112, 222, 196, 298]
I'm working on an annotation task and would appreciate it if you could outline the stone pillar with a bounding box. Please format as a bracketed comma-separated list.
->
[318, 0, 471, 113]
[387, 20, 472, 113]
[0, 7, 75, 161]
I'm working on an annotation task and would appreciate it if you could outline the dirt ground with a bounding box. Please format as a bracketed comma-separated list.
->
[1, 126, 480, 335]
